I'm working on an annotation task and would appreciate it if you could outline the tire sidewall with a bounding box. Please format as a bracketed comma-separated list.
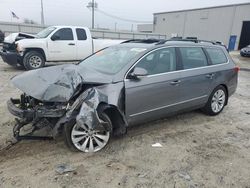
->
[23, 51, 45, 70]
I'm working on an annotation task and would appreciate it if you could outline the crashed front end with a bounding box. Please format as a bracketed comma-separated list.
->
[1, 32, 35, 67]
[7, 88, 109, 141]
[7, 65, 127, 147]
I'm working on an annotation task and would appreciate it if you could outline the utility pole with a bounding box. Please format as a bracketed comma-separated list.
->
[87, 0, 97, 29]
[91, 0, 94, 29]
[41, 0, 45, 25]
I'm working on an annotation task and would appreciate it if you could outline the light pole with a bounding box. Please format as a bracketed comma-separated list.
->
[41, 0, 45, 25]
[87, 0, 98, 29]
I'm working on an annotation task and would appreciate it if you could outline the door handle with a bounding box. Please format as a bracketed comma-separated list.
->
[206, 73, 214, 79]
[170, 80, 181, 85]
[68, 43, 75, 45]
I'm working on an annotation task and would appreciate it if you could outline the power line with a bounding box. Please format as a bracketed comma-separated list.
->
[96, 9, 152, 23]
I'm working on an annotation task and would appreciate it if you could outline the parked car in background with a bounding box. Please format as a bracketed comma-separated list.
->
[240, 45, 250, 57]
[0, 26, 123, 70]
[0, 30, 4, 43]
[7, 39, 238, 153]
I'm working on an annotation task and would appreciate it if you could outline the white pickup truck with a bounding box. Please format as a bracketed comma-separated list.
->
[0, 26, 123, 70]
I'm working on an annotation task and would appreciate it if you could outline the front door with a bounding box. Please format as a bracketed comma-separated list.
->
[47, 28, 77, 61]
[125, 47, 182, 125]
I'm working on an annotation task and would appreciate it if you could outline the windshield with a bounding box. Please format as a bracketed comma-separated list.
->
[79, 46, 147, 74]
[36, 27, 56, 38]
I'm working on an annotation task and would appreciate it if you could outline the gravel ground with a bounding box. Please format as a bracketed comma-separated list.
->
[0, 52, 250, 188]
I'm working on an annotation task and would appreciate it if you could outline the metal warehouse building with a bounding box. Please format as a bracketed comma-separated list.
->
[153, 3, 250, 50]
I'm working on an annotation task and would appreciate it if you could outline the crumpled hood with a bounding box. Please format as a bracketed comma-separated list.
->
[11, 64, 113, 102]
[4, 32, 35, 43]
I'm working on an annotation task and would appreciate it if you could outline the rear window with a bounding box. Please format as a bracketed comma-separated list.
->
[205, 48, 227, 65]
[76, 28, 87, 40]
[179, 47, 208, 69]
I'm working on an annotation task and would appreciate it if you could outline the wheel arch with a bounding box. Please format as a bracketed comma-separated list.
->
[218, 84, 228, 105]
[97, 102, 127, 136]
[24, 48, 46, 61]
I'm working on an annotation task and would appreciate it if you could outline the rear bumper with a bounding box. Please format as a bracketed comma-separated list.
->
[0, 50, 21, 66]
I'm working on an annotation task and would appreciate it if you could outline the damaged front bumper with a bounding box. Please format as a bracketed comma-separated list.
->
[7, 98, 34, 119]
[7, 94, 67, 140]
[0, 50, 22, 67]
[7, 97, 66, 120]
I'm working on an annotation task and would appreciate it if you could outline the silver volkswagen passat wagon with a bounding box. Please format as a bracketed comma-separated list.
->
[7, 39, 238, 152]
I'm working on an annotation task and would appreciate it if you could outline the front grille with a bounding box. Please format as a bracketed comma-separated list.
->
[3, 42, 16, 52]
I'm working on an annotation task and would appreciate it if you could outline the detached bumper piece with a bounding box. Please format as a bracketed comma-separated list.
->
[13, 118, 53, 141]
[0, 50, 22, 66]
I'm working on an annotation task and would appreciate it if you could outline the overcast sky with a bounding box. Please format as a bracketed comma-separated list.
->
[0, 0, 249, 31]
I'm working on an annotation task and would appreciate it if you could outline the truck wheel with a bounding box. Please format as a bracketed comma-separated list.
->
[202, 85, 227, 116]
[23, 51, 45, 70]
[63, 113, 113, 153]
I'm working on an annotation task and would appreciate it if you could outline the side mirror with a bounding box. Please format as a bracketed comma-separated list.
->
[51, 34, 60, 41]
[128, 67, 148, 79]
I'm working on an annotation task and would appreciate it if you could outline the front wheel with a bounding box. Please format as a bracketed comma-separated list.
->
[23, 51, 45, 70]
[202, 85, 227, 116]
[63, 113, 112, 153]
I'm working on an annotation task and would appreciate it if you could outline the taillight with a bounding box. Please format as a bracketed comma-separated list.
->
[234, 66, 240, 73]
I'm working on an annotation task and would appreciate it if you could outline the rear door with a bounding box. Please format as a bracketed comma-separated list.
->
[176, 47, 213, 109]
[125, 47, 182, 125]
[47, 28, 77, 61]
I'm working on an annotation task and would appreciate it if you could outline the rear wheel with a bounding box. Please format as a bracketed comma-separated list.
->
[202, 85, 227, 116]
[23, 51, 45, 70]
[63, 113, 112, 152]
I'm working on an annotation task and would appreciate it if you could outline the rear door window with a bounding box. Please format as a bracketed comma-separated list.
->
[205, 48, 227, 65]
[179, 47, 208, 69]
[76, 28, 87, 40]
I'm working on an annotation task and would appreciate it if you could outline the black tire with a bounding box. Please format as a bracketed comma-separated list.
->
[202, 85, 228, 116]
[23, 51, 45, 70]
[63, 113, 112, 152]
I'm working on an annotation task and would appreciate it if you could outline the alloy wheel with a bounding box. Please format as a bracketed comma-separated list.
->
[211, 89, 226, 113]
[71, 123, 110, 152]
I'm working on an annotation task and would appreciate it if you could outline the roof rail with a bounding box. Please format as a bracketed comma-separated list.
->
[121, 38, 228, 50]
[121, 39, 165, 44]
[155, 38, 224, 46]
